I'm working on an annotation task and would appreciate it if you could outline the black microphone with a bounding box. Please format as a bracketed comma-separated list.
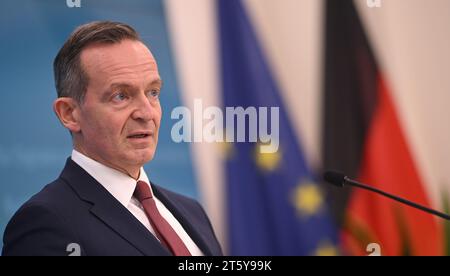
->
[323, 170, 450, 221]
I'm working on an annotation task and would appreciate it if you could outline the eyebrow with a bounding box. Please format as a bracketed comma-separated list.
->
[102, 79, 163, 100]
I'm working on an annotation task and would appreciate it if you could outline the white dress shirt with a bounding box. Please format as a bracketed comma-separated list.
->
[71, 150, 203, 256]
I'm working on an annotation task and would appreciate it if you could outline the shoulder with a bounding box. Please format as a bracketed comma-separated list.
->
[154, 185, 199, 206]
[152, 184, 208, 218]
[18, 177, 84, 216]
[2, 178, 82, 256]
[152, 184, 223, 255]
[154, 184, 220, 234]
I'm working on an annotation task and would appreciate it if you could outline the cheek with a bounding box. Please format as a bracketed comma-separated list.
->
[82, 113, 124, 141]
[155, 104, 162, 127]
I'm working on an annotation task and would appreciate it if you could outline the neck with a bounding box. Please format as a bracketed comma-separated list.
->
[73, 146, 141, 180]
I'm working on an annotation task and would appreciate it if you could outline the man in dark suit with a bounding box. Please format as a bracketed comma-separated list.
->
[2, 21, 222, 256]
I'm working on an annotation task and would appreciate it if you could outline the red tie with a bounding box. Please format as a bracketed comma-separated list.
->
[134, 181, 191, 256]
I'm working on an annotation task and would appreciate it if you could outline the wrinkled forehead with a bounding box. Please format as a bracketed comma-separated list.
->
[80, 39, 159, 82]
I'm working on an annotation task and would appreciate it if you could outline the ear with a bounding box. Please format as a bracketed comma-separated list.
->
[53, 97, 81, 133]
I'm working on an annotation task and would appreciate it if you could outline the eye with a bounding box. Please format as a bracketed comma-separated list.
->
[148, 90, 160, 100]
[112, 92, 128, 102]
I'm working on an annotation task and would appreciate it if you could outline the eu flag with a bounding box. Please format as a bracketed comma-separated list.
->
[218, 0, 338, 255]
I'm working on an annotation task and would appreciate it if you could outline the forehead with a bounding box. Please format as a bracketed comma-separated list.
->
[80, 40, 159, 85]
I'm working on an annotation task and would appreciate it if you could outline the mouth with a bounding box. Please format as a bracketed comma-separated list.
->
[127, 132, 152, 139]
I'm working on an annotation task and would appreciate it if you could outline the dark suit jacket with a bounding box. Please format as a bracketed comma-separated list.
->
[2, 158, 222, 256]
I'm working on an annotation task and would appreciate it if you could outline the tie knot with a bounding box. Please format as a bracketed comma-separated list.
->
[134, 180, 153, 202]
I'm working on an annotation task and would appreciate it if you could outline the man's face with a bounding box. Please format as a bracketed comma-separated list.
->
[75, 39, 162, 176]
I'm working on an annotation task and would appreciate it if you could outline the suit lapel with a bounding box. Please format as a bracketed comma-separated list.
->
[60, 158, 170, 256]
[152, 185, 214, 256]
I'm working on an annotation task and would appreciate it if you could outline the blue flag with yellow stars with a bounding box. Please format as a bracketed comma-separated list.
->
[218, 0, 339, 255]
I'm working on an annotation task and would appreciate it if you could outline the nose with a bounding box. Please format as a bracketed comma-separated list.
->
[131, 93, 155, 122]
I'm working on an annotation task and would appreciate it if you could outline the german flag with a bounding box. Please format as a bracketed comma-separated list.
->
[323, 0, 443, 255]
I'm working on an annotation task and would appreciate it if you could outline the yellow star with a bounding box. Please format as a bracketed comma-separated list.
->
[254, 143, 281, 172]
[217, 128, 236, 160]
[314, 241, 340, 256]
[293, 182, 324, 216]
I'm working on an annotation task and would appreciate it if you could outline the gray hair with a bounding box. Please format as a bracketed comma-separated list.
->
[53, 21, 141, 103]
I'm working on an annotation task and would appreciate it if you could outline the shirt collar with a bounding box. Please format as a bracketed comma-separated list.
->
[71, 149, 150, 208]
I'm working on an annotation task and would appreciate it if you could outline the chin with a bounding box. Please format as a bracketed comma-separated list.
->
[131, 149, 155, 165]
